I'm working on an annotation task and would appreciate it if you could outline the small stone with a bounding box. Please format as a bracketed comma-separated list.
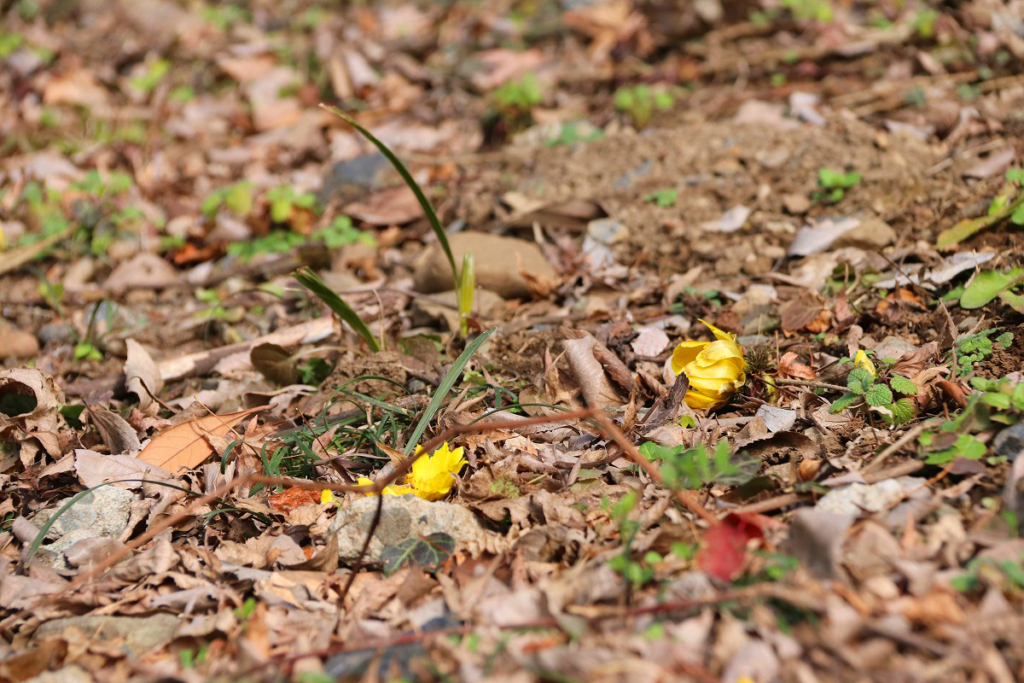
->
[34, 486, 133, 542]
[0, 328, 40, 359]
[331, 495, 487, 563]
[586, 218, 629, 245]
[782, 193, 811, 215]
[831, 218, 897, 250]
[994, 423, 1024, 461]
[413, 232, 557, 299]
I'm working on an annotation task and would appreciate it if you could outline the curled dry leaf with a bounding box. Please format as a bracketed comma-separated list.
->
[87, 407, 143, 454]
[562, 335, 625, 410]
[0, 368, 67, 462]
[125, 339, 164, 413]
[136, 405, 269, 473]
[778, 351, 816, 380]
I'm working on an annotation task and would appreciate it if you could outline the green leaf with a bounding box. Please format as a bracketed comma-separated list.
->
[381, 532, 456, 576]
[846, 367, 874, 395]
[294, 267, 380, 352]
[865, 384, 893, 407]
[639, 442, 684, 460]
[1000, 290, 1024, 313]
[404, 328, 495, 455]
[937, 191, 1024, 248]
[829, 392, 860, 413]
[458, 252, 475, 337]
[960, 270, 1023, 309]
[889, 375, 918, 396]
[320, 105, 457, 284]
[887, 398, 916, 425]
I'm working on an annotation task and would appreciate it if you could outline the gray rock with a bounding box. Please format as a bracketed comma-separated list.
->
[37, 322, 77, 346]
[816, 477, 930, 528]
[331, 495, 487, 563]
[994, 423, 1024, 461]
[831, 218, 897, 250]
[586, 218, 629, 245]
[318, 153, 393, 205]
[33, 614, 179, 658]
[413, 232, 557, 299]
[34, 486, 133, 542]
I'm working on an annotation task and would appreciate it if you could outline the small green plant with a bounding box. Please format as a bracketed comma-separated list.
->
[490, 73, 543, 134]
[643, 188, 678, 207]
[971, 375, 1024, 423]
[201, 3, 250, 31]
[950, 551, 1024, 593]
[317, 215, 376, 249]
[458, 252, 475, 336]
[545, 121, 603, 147]
[639, 440, 758, 490]
[0, 32, 23, 59]
[937, 168, 1024, 248]
[614, 84, 674, 129]
[201, 181, 254, 219]
[294, 267, 381, 352]
[130, 58, 170, 94]
[829, 363, 917, 426]
[813, 168, 861, 203]
[950, 328, 1013, 377]
[266, 186, 317, 224]
[912, 9, 940, 40]
[782, 0, 833, 22]
[606, 491, 656, 588]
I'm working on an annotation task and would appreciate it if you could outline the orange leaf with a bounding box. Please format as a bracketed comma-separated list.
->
[137, 406, 268, 472]
[778, 351, 816, 380]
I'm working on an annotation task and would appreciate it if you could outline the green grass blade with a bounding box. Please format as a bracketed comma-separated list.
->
[295, 266, 381, 352]
[404, 328, 495, 455]
[320, 104, 457, 282]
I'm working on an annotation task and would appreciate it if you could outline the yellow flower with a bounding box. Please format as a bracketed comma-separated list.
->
[355, 477, 415, 497]
[670, 319, 746, 411]
[354, 441, 467, 502]
[854, 349, 876, 377]
[406, 442, 467, 501]
[320, 489, 338, 505]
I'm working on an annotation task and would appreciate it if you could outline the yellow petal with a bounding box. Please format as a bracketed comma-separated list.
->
[698, 318, 736, 342]
[684, 390, 721, 410]
[671, 341, 709, 375]
[407, 441, 467, 501]
[684, 358, 745, 382]
[320, 489, 338, 505]
[356, 477, 413, 496]
[854, 349, 876, 377]
[696, 339, 745, 364]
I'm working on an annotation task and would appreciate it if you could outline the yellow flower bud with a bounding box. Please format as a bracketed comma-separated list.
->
[670, 319, 746, 411]
[854, 349, 876, 377]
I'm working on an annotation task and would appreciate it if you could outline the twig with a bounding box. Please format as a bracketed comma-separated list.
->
[591, 412, 717, 525]
[774, 377, 848, 392]
[862, 422, 929, 474]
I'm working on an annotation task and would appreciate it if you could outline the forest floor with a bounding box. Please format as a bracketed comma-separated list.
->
[2, 1, 1024, 681]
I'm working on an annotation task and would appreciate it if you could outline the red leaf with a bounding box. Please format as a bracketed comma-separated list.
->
[696, 513, 767, 582]
[267, 487, 320, 513]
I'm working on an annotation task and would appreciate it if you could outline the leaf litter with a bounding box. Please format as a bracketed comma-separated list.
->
[2, 1, 1024, 682]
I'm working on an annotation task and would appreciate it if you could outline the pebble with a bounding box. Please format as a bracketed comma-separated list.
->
[413, 232, 557, 299]
[331, 494, 487, 563]
[831, 218, 897, 250]
[0, 328, 40, 359]
[782, 193, 811, 215]
[994, 423, 1024, 461]
[586, 218, 629, 245]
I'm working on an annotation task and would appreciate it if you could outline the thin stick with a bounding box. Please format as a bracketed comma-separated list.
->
[862, 422, 929, 473]
[591, 412, 717, 525]
[774, 378, 847, 393]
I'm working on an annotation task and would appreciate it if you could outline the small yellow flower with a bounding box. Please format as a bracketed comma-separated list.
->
[355, 477, 415, 496]
[406, 441, 467, 501]
[854, 349, 876, 377]
[670, 319, 746, 411]
[355, 441, 467, 502]
[320, 489, 339, 505]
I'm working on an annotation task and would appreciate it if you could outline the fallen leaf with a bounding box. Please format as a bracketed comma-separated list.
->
[778, 351, 816, 380]
[344, 185, 423, 225]
[697, 513, 767, 581]
[74, 449, 171, 489]
[125, 339, 164, 412]
[137, 405, 268, 472]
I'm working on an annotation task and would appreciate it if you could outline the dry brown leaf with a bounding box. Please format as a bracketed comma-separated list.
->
[778, 351, 816, 380]
[137, 405, 268, 472]
[563, 335, 624, 410]
[125, 339, 164, 412]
